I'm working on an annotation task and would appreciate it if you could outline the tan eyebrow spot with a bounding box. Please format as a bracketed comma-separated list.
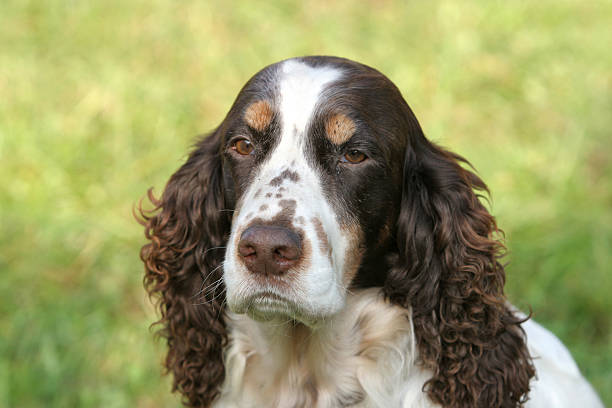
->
[325, 113, 356, 145]
[244, 100, 273, 132]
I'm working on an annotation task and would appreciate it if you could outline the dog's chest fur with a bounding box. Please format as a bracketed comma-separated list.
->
[215, 288, 434, 408]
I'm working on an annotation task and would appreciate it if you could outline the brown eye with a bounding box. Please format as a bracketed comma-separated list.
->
[342, 150, 367, 164]
[232, 139, 254, 155]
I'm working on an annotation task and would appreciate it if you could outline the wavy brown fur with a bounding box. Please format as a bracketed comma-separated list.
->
[137, 131, 230, 407]
[385, 136, 535, 408]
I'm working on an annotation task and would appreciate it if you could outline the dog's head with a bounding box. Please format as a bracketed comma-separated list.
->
[139, 56, 534, 408]
[221, 57, 409, 325]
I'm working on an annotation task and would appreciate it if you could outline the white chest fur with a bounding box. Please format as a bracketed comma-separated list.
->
[214, 288, 434, 408]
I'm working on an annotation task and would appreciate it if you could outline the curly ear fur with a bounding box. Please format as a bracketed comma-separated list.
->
[385, 138, 535, 408]
[137, 131, 230, 407]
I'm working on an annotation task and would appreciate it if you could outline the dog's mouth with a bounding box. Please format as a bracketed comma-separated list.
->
[244, 291, 300, 319]
[231, 291, 323, 326]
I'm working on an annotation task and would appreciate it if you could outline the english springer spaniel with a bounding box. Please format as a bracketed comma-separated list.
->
[139, 56, 603, 407]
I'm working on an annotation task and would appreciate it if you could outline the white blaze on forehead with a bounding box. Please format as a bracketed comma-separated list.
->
[278, 59, 342, 136]
[258, 60, 342, 182]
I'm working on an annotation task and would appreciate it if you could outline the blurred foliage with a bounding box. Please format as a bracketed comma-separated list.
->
[1, 0, 610, 406]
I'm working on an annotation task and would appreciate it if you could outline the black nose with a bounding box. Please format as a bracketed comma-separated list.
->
[238, 225, 302, 275]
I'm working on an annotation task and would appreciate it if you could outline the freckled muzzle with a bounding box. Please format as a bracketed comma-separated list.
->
[223, 156, 357, 320]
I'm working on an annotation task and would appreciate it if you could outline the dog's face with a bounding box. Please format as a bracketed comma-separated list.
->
[221, 57, 410, 325]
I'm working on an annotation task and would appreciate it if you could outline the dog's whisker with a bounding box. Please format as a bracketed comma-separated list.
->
[192, 286, 226, 306]
[192, 276, 224, 299]
[202, 246, 227, 255]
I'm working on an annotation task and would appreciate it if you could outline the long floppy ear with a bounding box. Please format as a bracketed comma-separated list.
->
[137, 130, 231, 407]
[385, 137, 535, 408]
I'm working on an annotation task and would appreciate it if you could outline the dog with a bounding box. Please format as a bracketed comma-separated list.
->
[139, 56, 603, 407]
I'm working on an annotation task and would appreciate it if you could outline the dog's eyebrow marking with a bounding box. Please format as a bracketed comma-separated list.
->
[325, 113, 356, 145]
[269, 169, 300, 186]
[244, 100, 274, 132]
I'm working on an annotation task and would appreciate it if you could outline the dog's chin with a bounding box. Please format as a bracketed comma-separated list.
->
[228, 292, 332, 328]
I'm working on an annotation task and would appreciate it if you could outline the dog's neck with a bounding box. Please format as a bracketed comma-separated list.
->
[216, 288, 434, 408]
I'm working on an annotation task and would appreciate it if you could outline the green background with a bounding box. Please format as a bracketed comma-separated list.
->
[1, 1, 610, 406]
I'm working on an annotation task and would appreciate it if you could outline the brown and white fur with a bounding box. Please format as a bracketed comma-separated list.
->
[138, 56, 603, 408]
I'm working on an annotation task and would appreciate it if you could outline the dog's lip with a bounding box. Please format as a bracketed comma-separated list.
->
[229, 289, 336, 328]
[245, 291, 296, 308]
[242, 291, 305, 318]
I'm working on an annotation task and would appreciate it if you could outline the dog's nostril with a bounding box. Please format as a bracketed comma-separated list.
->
[274, 245, 300, 261]
[238, 244, 256, 258]
[238, 225, 302, 275]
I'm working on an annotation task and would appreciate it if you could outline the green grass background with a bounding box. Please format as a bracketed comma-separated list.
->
[1, 0, 610, 406]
